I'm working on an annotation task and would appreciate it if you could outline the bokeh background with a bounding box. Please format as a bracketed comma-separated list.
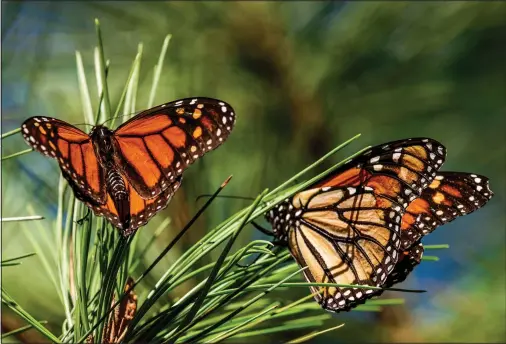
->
[2, 1, 505, 343]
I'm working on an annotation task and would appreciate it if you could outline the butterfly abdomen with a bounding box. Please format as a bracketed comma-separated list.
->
[105, 168, 130, 230]
[89, 127, 132, 230]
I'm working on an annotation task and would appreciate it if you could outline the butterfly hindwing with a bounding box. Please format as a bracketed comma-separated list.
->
[356, 242, 424, 302]
[315, 138, 447, 206]
[64, 166, 182, 236]
[113, 97, 236, 198]
[400, 172, 493, 249]
[351, 171, 493, 300]
[21, 116, 106, 203]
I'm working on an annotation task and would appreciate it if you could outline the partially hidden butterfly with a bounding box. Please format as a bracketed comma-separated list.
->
[21, 97, 236, 236]
[265, 138, 493, 312]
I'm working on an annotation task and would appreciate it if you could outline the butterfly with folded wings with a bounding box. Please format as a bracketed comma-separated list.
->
[265, 138, 493, 312]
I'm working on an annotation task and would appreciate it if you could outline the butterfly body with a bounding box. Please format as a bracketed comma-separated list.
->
[86, 125, 131, 229]
[21, 97, 236, 235]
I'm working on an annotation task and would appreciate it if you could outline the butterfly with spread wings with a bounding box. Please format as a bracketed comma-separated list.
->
[21, 97, 236, 236]
[265, 138, 493, 312]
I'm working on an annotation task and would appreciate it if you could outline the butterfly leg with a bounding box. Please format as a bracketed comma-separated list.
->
[235, 250, 267, 268]
[76, 207, 91, 226]
[270, 239, 288, 247]
[251, 221, 275, 237]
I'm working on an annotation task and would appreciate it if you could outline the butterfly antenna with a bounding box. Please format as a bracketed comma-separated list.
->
[382, 286, 426, 294]
[72, 121, 96, 130]
[99, 111, 140, 127]
[195, 194, 256, 203]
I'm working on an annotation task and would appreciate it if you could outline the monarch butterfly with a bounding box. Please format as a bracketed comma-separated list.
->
[265, 138, 493, 312]
[21, 97, 236, 236]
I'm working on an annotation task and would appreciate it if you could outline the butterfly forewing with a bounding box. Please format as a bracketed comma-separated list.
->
[316, 138, 447, 206]
[113, 97, 236, 198]
[21, 116, 106, 203]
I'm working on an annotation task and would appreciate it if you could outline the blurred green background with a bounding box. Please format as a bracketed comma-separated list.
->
[2, 1, 505, 342]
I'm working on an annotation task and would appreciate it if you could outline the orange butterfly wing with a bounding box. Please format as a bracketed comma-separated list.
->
[371, 171, 493, 298]
[314, 138, 447, 204]
[400, 172, 493, 249]
[63, 166, 182, 236]
[112, 97, 236, 198]
[21, 116, 106, 203]
[266, 138, 447, 312]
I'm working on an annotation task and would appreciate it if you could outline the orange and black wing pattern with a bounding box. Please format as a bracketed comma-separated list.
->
[21, 116, 106, 203]
[63, 167, 182, 237]
[112, 97, 236, 198]
[266, 138, 447, 312]
[364, 171, 493, 298]
[400, 172, 493, 249]
[313, 138, 447, 206]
